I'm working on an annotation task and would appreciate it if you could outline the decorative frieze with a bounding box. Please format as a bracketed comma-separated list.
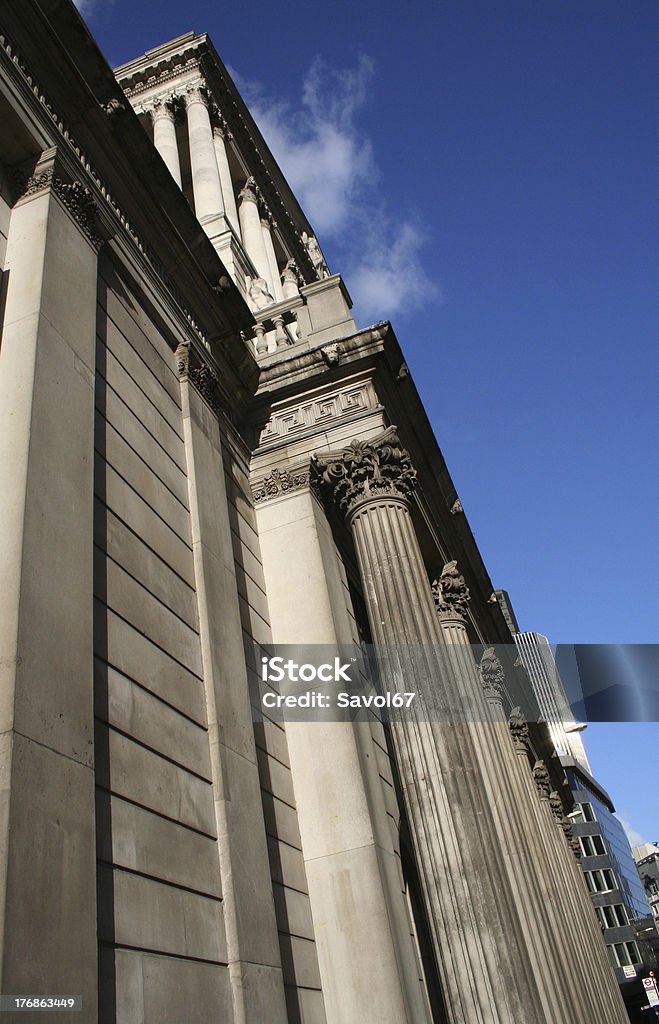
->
[479, 647, 505, 703]
[312, 426, 417, 518]
[258, 381, 377, 445]
[431, 560, 470, 620]
[251, 465, 311, 504]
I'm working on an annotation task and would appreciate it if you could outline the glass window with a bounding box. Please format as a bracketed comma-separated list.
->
[570, 802, 596, 823]
[608, 942, 641, 967]
[580, 835, 607, 857]
[585, 869, 618, 894]
[596, 904, 628, 929]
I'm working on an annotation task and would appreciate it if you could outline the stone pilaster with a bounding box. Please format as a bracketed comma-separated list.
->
[175, 350, 289, 1023]
[0, 148, 101, 1022]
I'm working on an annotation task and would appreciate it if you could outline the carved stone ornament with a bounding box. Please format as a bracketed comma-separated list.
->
[251, 466, 311, 504]
[103, 96, 127, 121]
[174, 343, 190, 377]
[239, 176, 259, 204]
[54, 179, 103, 249]
[532, 760, 551, 799]
[431, 560, 470, 620]
[549, 790, 564, 824]
[13, 160, 103, 251]
[479, 647, 505, 703]
[320, 343, 344, 367]
[508, 706, 530, 753]
[312, 426, 417, 518]
[189, 364, 223, 417]
[450, 498, 463, 515]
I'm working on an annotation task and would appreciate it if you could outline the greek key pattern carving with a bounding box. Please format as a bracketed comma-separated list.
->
[259, 383, 376, 444]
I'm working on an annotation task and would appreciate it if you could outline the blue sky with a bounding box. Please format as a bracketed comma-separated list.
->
[80, 2, 658, 844]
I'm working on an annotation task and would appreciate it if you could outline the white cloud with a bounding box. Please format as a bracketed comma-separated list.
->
[618, 815, 645, 849]
[233, 57, 439, 321]
[73, 0, 93, 13]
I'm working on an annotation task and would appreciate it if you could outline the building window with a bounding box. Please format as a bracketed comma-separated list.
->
[570, 802, 596, 823]
[585, 869, 617, 894]
[579, 834, 606, 857]
[595, 904, 628, 929]
[606, 941, 641, 968]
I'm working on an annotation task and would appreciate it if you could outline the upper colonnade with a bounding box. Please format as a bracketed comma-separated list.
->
[115, 33, 353, 358]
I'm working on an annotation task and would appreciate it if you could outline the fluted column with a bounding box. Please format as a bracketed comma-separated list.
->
[313, 427, 628, 1024]
[151, 97, 181, 187]
[212, 123, 240, 235]
[261, 215, 284, 301]
[238, 177, 273, 295]
[185, 84, 225, 235]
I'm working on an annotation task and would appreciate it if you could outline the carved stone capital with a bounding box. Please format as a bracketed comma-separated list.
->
[431, 560, 470, 620]
[508, 706, 530, 754]
[13, 154, 103, 251]
[479, 647, 505, 703]
[251, 465, 311, 504]
[151, 96, 177, 122]
[185, 82, 208, 105]
[174, 343, 190, 377]
[239, 176, 259, 205]
[281, 258, 301, 285]
[53, 179, 104, 250]
[532, 760, 551, 799]
[189, 363, 223, 417]
[174, 343, 223, 417]
[549, 790, 564, 823]
[312, 426, 417, 519]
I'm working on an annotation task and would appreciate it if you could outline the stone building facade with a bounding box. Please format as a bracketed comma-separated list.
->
[0, 3, 631, 1022]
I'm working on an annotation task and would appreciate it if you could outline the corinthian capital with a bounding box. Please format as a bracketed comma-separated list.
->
[479, 647, 505, 703]
[431, 560, 470, 620]
[312, 426, 417, 518]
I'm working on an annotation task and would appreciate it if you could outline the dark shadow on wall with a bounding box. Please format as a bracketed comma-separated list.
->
[93, 269, 117, 1024]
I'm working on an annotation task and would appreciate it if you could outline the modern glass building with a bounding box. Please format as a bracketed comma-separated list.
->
[564, 756, 657, 1020]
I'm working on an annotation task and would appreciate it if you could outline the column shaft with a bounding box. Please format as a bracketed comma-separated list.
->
[310, 425, 631, 1024]
[238, 180, 273, 291]
[186, 87, 225, 233]
[152, 103, 182, 187]
[212, 127, 240, 236]
[261, 217, 284, 301]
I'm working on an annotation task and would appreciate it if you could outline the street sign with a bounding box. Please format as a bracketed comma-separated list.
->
[647, 990, 659, 1008]
[644, 979, 656, 990]
[623, 966, 637, 978]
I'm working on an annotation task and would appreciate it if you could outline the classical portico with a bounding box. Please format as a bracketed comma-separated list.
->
[251, 330, 629, 1024]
